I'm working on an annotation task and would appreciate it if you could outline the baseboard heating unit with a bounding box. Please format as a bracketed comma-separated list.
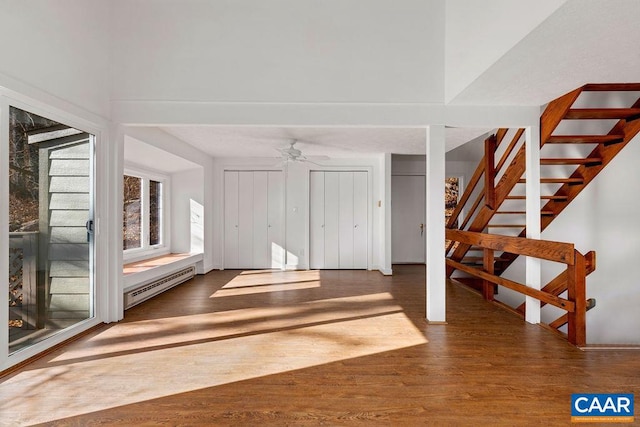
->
[124, 266, 196, 309]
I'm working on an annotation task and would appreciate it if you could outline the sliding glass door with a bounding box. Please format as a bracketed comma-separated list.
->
[7, 106, 95, 355]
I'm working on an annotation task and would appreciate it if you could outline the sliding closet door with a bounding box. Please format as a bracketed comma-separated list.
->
[339, 172, 355, 268]
[224, 171, 239, 269]
[253, 171, 269, 268]
[323, 172, 340, 269]
[309, 170, 368, 270]
[267, 171, 284, 269]
[353, 171, 368, 269]
[237, 172, 254, 269]
[309, 172, 325, 269]
[224, 170, 284, 269]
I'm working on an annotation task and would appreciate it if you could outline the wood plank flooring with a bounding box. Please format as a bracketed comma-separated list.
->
[1, 265, 638, 426]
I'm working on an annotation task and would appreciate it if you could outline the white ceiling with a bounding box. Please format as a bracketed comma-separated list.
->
[132, 0, 639, 164]
[124, 136, 200, 173]
[449, 0, 640, 106]
[158, 126, 491, 158]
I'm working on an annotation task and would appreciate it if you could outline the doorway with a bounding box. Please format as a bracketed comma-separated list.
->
[392, 175, 426, 263]
[7, 106, 95, 355]
[391, 154, 462, 265]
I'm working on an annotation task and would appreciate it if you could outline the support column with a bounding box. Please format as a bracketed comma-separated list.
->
[109, 125, 125, 322]
[426, 125, 446, 323]
[381, 153, 393, 275]
[525, 125, 541, 324]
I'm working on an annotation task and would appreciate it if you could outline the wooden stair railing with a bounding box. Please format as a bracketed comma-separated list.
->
[446, 229, 594, 346]
[447, 83, 640, 278]
[514, 250, 597, 335]
[445, 129, 526, 274]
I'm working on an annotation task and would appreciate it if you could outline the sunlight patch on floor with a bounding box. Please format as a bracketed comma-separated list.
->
[218, 269, 321, 288]
[211, 280, 321, 297]
[0, 314, 426, 424]
[43, 293, 405, 362]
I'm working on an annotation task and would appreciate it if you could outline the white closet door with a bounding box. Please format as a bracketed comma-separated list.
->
[339, 172, 355, 268]
[267, 171, 284, 269]
[253, 171, 269, 268]
[238, 171, 254, 268]
[324, 172, 340, 269]
[309, 171, 325, 269]
[353, 171, 368, 269]
[224, 171, 239, 268]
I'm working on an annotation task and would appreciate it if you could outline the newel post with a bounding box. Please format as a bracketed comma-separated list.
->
[567, 250, 587, 346]
[483, 248, 495, 301]
[484, 135, 497, 210]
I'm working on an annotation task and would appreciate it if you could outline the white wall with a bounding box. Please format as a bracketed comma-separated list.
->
[445, 0, 566, 103]
[212, 155, 387, 272]
[392, 154, 426, 175]
[111, 0, 443, 104]
[171, 168, 205, 254]
[0, 0, 110, 118]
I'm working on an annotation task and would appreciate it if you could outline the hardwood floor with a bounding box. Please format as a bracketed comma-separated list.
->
[1, 265, 638, 426]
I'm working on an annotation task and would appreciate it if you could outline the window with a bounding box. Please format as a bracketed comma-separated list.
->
[123, 175, 142, 250]
[123, 168, 167, 258]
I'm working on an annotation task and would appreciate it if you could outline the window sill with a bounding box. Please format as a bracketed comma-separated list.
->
[123, 247, 170, 265]
[123, 252, 203, 293]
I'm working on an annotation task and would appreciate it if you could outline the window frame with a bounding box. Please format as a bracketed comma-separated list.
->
[123, 165, 170, 262]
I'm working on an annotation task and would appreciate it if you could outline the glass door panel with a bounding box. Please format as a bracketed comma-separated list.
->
[8, 106, 94, 355]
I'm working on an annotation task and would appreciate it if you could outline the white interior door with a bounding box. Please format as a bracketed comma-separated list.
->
[353, 171, 368, 269]
[309, 172, 325, 269]
[267, 171, 284, 269]
[392, 175, 426, 263]
[224, 171, 239, 268]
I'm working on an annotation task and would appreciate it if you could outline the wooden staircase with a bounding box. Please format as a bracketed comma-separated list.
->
[445, 83, 640, 339]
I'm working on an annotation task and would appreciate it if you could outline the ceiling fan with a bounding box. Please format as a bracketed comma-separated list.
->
[276, 140, 327, 165]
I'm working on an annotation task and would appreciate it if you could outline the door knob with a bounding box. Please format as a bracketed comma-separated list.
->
[420, 223, 424, 236]
[354, 224, 359, 228]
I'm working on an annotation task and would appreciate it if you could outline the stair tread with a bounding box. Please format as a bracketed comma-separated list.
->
[462, 256, 510, 262]
[495, 210, 555, 215]
[518, 178, 584, 184]
[583, 83, 640, 91]
[506, 195, 568, 200]
[540, 157, 602, 165]
[495, 211, 526, 214]
[565, 108, 640, 120]
[546, 134, 624, 144]
[464, 246, 505, 252]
